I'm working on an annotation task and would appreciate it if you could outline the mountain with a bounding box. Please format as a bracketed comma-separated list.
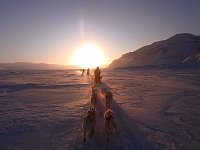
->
[109, 33, 200, 69]
[0, 62, 78, 70]
[183, 48, 200, 64]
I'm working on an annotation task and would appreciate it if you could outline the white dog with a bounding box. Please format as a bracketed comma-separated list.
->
[104, 109, 116, 142]
[82, 106, 96, 142]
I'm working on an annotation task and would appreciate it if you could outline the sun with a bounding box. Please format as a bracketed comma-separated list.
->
[72, 44, 106, 68]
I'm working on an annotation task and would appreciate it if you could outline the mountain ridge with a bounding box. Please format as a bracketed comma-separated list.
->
[109, 33, 200, 69]
[0, 62, 79, 70]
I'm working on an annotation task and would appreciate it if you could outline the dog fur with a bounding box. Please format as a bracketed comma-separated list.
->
[82, 106, 96, 142]
[105, 90, 113, 109]
[104, 109, 116, 142]
[91, 86, 99, 107]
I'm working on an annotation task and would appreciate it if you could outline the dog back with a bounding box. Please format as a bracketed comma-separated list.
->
[105, 91, 113, 108]
[104, 109, 116, 134]
[91, 92, 98, 106]
[82, 116, 93, 131]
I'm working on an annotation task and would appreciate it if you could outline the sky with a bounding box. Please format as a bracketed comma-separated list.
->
[0, 0, 200, 66]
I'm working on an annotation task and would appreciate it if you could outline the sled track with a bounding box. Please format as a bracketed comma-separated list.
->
[72, 76, 152, 150]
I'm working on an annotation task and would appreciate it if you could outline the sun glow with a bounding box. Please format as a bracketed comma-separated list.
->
[72, 44, 106, 68]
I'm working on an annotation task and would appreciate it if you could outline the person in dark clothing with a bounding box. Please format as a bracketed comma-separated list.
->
[94, 67, 101, 84]
[82, 69, 85, 75]
[86, 68, 90, 75]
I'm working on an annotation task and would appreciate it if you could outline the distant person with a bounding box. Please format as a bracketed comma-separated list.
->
[82, 69, 85, 75]
[94, 67, 101, 84]
[86, 68, 90, 75]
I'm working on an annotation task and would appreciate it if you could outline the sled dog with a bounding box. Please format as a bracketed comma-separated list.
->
[104, 109, 116, 141]
[82, 106, 96, 142]
[105, 90, 113, 109]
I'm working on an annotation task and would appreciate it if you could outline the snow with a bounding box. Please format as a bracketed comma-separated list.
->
[0, 69, 200, 150]
[103, 68, 200, 150]
[0, 70, 91, 150]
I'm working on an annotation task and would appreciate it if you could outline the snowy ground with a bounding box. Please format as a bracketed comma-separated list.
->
[103, 68, 200, 150]
[0, 69, 200, 150]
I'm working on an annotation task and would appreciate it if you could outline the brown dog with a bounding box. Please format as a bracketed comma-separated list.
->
[104, 109, 116, 142]
[91, 92, 98, 106]
[82, 106, 96, 142]
[105, 90, 113, 109]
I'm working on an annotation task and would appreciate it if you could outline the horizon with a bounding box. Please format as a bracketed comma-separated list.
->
[0, 61, 109, 69]
[1, 0, 200, 67]
[0, 32, 200, 69]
